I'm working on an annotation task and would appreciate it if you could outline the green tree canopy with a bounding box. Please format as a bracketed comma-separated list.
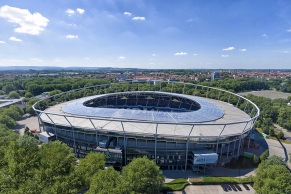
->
[0, 136, 39, 192]
[87, 167, 125, 194]
[9, 105, 24, 116]
[2, 83, 16, 94]
[2, 108, 21, 121]
[49, 89, 63, 96]
[77, 152, 105, 188]
[254, 156, 291, 194]
[121, 157, 164, 194]
[0, 114, 16, 129]
[8, 91, 20, 99]
[25, 91, 33, 98]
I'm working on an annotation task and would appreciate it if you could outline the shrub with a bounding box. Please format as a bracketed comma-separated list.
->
[260, 149, 269, 161]
[269, 128, 275, 136]
[277, 131, 284, 139]
[253, 155, 260, 165]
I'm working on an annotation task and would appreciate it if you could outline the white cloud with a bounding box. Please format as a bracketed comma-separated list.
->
[262, 34, 268, 38]
[174, 52, 187, 56]
[221, 55, 229, 58]
[76, 8, 85, 14]
[0, 5, 49, 35]
[124, 12, 132, 16]
[287, 29, 291, 32]
[222, 47, 235, 51]
[193, 53, 198, 56]
[68, 23, 77, 27]
[240, 48, 247, 52]
[66, 35, 78, 39]
[55, 58, 60, 62]
[118, 56, 126, 60]
[30, 58, 42, 62]
[0, 40, 6, 44]
[84, 57, 90, 60]
[66, 9, 75, 16]
[132, 16, 145, 21]
[9, 36, 22, 41]
[152, 53, 156, 57]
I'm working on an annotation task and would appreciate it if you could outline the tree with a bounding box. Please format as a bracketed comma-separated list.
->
[36, 141, 81, 193]
[0, 114, 16, 129]
[0, 124, 18, 167]
[38, 141, 76, 182]
[77, 152, 106, 188]
[254, 156, 291, 194]
[269, 128, 275, 136]
[26, 98, 41, 115]
[8, 91, 20, 99]
[87, 167, 125, 194]
[0, 136, 40, 192]
[9, 105, 24, 116]
[277, 131, 284, 139]
[2, 83, 15, 94]
[121, 157, 164, 194]
[2, 108, 21, 121]
[49, 89, 62, 96]
[25, 92, 33, 98]
[0, 137, 82, 194]
[24, 127, 30, 136]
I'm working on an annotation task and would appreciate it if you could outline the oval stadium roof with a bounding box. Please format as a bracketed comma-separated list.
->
[62, 91, 224, 123]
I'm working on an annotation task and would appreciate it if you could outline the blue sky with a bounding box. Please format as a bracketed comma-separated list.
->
[0, 0, 291, 69]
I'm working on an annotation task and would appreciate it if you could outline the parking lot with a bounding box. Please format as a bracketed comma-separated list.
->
[167, 184, 255, 194]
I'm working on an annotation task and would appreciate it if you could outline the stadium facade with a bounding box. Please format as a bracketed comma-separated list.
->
[33, 82, 259, 171]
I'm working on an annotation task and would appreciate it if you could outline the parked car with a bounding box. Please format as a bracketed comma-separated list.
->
[242, 184, 250, 190]
[230, 184, 237, 191]
[234, 184, 242, 191]
[222, 184, 228, 191]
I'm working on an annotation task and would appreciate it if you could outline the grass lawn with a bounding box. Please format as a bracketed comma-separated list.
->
[190, 176, 254, 185]
[162, 178, 189, 191]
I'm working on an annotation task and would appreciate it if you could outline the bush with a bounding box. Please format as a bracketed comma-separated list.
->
[269, 128, 275, 136]
[8, 91, 20, 99]
[260, 149, 269, 161]
[253, 155, 260, 165]
[25, 92, 33, 98]
[277, 131, 284, 139]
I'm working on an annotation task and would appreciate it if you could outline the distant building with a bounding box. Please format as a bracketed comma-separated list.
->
[211, 72, 220, 81]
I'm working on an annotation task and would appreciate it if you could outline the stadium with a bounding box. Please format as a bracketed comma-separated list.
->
[33, 82, 259, 171]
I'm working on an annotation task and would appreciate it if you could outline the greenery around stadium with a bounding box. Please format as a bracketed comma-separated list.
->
[162, 178, 189, 191]
[0, 75, 291, 193]
[190, 176, 254, 185]
[0, 127, 164, 193]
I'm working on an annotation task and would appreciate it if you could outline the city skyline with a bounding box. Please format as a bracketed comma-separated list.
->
[0, 0, 291, 69]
